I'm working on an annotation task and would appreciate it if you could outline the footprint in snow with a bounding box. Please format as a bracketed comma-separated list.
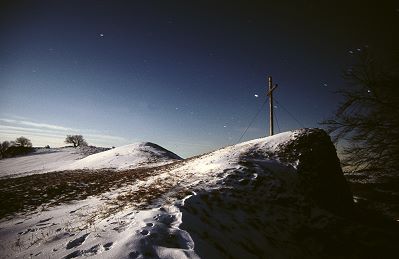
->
[128, 251, 140, 258]
[85, 244, 102, 255]
[64, 244, 105, 259]
[103, 242, 113, 251]
[66, 233, 90, 249]
[19, 228, 36, 235]
[37, 222, 56, 227]
[64, 250, 81, 259]
[37, 217, 53, 224]
[153, 214, 175, 225]
[140, 229, 149, 235]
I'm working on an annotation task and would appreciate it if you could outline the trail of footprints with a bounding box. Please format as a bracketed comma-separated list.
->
[15, 208, 191, 258]
[128, 210, 194, 258]
[16, 217, 114, 258]
[64, 233, 114, 259]
[65, 210, 191, 259]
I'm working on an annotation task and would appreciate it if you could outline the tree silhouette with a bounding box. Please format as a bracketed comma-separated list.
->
[322, 51, 399, 174]
[15, 136, 32, 147]
[65, 135, 88, 147]
[0, 141, 10, 158]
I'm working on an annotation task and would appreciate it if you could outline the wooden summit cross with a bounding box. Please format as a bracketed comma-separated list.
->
[267, 76, 278, 136]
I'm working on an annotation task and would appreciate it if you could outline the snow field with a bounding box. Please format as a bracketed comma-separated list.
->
[1, 131, 307, 258]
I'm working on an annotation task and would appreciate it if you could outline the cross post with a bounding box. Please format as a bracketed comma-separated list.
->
[267, 76, 278, 136]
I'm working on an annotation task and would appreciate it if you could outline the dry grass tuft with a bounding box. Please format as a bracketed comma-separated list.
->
[0, 161, 186, 219]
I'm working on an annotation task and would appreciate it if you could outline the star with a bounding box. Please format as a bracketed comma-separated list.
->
[99, 33, 104, 37]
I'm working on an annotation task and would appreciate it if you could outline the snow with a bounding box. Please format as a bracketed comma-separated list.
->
[0, 130, 358, 258]
[59, 142, 181, 171]
[0, 147, 104, 179]
[0, 131, 299, 258]
[0, 142, 181, 178]
[0, 196, 198, 259]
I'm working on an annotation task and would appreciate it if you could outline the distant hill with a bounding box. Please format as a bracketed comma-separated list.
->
[0, 142, 181, 178]
[0, 146, 107, 178]
[59, 142, 182, 171]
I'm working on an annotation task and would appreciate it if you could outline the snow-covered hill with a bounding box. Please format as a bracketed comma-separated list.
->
[59, 142, 182, 171]
[0, 129, 396, 258]
[0, 142, 181, 178]
[0, 146, 107, 179]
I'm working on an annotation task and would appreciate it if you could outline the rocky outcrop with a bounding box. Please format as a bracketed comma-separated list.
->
[277, 128, 354, 216]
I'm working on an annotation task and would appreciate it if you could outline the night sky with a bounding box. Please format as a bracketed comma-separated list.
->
[0, 1, 398, 157]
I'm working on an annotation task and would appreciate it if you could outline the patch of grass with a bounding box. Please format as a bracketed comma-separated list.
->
[0, 161, 185, 219]
[92, 168, 193, 220]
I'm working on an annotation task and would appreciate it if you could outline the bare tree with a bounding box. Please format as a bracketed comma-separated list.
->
[321, 51, 399, 174]
[0, 141, 10, 158]
[65, 135, 88, 147]
[15, 136, 32, 147]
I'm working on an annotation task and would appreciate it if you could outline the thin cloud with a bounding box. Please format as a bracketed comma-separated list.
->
[0, 118, 127, 147]
[0, 118, 76, 131]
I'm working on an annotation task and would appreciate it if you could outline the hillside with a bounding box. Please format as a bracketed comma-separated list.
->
[0, 142, 181, 179]
[0, 129, 397, 258]
[59, 142, 182, 171]
[0, 146, 107, 179]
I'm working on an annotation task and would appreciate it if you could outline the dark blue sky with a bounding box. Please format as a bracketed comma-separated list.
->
[0, 1, 398, 157]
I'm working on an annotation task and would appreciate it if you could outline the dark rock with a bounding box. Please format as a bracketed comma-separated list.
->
[278, 128, 354, 217]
